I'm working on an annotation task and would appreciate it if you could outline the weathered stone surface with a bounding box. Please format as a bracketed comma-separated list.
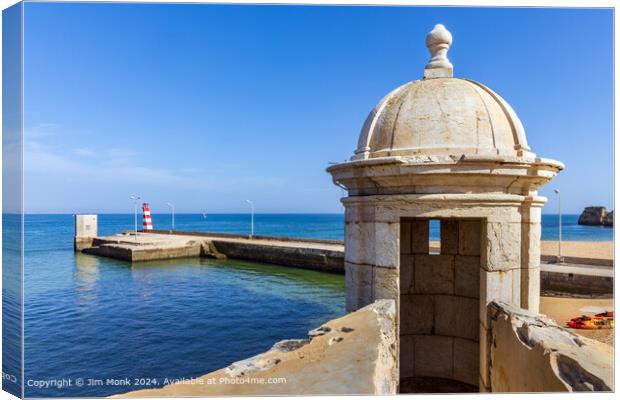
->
[520, 267, 540, 313]
[400, 220, 412, 254]
[520, 221, 541, 269]
[483, 222, 521, 271]
[400, 335, 415, 378]
[414, 335, 453, 379]
[375, 222, 399, 268]
[410, 219, 429, 254]
[345, 222, 376, 266]
[400, 294, 434, 335]
[344, 222, 363, 264]
[345, 262, 372, 311]
[414, 254, 454, 294]
[458, 220, 481, 256]
[479, 322, 491, 389]
[454, 255, 480, 298]
[211, 239, 343, 272]
[373, 266, 399, 300]
[348, 77, 530, 161]
[74, 237, 94, 252]
[117, 300, 398, 397]
[344, 203, 376, 223]
[479, 270, 513, 327]
[368, 199, 526, 224]
[84, 240, 203, 262]
[399, 255, 415, 294]
[434, 295, 478, 341]
[520, 204, 542, 224]
[578, 206, 607, 226]
[453, 338, 479, 387]
[511, 268, 521, 306]
[488, 301, 613, 392]
[440, 220, 459, 254]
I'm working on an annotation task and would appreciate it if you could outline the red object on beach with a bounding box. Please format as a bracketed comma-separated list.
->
[566, 312, 613, 329]
[142, 203, 153, 232]
[595, 311, 614, 319]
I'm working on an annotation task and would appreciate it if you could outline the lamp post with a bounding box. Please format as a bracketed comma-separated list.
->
[246, 200, 254, 239]
[167, 202, 175, 232]
[554, 189, 564, 263]
[130, 195, 141, 240]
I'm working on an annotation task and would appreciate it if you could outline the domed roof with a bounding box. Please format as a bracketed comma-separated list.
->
[329, 24, 563, 197]
[352, 24, 532, 161]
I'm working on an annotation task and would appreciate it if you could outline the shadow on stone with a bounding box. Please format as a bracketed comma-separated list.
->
[399, 377, 478, 393]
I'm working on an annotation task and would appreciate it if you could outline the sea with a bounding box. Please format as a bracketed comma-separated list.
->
[2, 213, 613, 397]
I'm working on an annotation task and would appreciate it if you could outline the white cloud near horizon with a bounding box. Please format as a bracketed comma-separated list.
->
[24, 139, 202, 188]
[22, 136, 301, 213]
[72, 147, 95, 157]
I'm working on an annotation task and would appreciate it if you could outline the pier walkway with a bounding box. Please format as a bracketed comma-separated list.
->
[82, 230, 345, 273]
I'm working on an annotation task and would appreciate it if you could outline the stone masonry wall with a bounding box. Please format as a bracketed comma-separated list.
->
[399, 218, 481, 389]
[488, 301, 613, 392]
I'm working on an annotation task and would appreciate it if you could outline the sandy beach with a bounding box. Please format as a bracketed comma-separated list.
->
[540, 296, 614, 346]
[430, 240, 613, 260]
[540, 240, 613, 260]
[539, 241, 613, 345]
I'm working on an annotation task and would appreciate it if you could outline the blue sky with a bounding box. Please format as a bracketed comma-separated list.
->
[23, 4, 613, 214]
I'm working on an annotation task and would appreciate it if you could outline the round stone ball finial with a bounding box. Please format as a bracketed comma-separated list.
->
[424, 24, 454, 79]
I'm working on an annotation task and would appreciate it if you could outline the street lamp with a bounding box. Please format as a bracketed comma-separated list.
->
[246, 199, 254, 239]
[167, 202, 175, 232]
[553, 189, 564, 264]
[130, 195, 141, 240]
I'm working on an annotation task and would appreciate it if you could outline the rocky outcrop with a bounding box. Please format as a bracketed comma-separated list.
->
[578, 207, 612, 226]
[488, 301, 613, 392]
[115, 300, 397, 397]
[603, 211, 613, 227]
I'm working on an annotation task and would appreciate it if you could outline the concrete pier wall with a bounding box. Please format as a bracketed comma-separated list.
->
[84, 238, 204, 262]
[211, 240, 344, 274]
[149, 229, 343, 246]
[541, 267, 613, 295]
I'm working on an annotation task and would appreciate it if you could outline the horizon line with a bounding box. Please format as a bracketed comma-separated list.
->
[16, 211, 585, 215]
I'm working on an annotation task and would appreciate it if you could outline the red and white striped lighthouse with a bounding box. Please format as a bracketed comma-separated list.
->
[142, 203, 153, 232]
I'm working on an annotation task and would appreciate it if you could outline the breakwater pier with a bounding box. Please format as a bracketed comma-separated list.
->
[76, 222, 344, 274]
[75, 215, 612, 294]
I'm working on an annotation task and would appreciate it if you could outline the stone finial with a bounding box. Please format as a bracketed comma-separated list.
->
[424, 24, 453, 79]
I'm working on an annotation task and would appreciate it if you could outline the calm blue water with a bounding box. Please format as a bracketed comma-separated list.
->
[3, 214, 23, 398]
[540, 214, 613, 242]
[12, 213, 613, 397]
[21, 214, 346, 397]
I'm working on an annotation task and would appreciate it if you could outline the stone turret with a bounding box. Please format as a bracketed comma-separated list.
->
[328, 24, 563, 393]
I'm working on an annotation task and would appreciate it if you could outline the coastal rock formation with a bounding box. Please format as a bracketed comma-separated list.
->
[578, 207, 610, 226]
[603, 211, 613, 227]
[488, 301, 613, 392]
[115, 299, 397, 397]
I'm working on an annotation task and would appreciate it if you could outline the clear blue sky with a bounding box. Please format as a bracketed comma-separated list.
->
[23, 4, 613, 214]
